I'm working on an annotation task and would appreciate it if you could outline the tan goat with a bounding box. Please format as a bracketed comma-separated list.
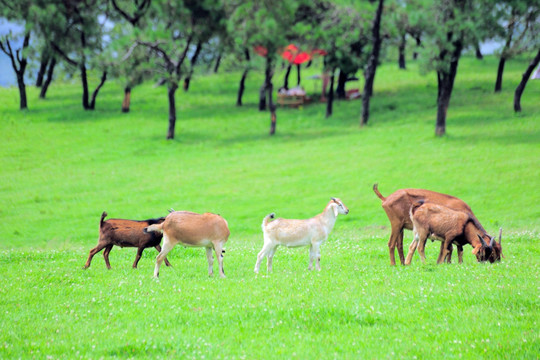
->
[254, 198, 349, 273]
[144, 211, 230, 278]
[405, 201, 502, 264]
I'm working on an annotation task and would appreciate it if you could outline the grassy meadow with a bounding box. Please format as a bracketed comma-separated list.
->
[0, 55, 539, 359]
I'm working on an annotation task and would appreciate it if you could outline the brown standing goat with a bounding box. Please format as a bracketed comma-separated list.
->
[373, 183, 489, 265]
[406, 200, 502, 264]
[84, 212, 172, 269]
[144, 211, 230, 278]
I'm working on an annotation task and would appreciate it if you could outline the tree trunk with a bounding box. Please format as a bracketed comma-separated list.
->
[283, 64, 292, 90]
[413, 36, 421, 60]
[494, 23, 514, 93]
[167, 83, 178, 139]
[184, 41, 202, 92]
[296, 64, 301, 86]
[436, 72, 452, 136]
[398, 33, 406, 69]
[494, 57, 506, 93]
[236, 49, 251, 106]
[264, 58, 276, 135]
[236, 69, 249, 107]
[16, 74, 28, 110]
[39, 57, 56, 99]
[336, 70, 347, 99]
[514, 48, 540, 112]
[258, 81, 267, 111]
[122, 86, 131, 112]
[89, 71, 108, 110]
[81, 63, 90, 110]
[475, 44, 483, 60]
[183, 77, 191, 92]
[435, 39, 463, 136]
[36, 52, 49, 87]
[360, 0, 384, 126]
[361, 83, 370, 127]
[326, 69, 335, 118]
[213, 53, 222, 73]
[268, 85, 277, 136]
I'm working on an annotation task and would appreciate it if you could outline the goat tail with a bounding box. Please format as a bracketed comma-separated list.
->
[262, 213, 275, 230]
[410, 199, 425, 218]
[100, 211, 108, 228]
[373, 183, 386, 201]
[144, 223, 164, 234]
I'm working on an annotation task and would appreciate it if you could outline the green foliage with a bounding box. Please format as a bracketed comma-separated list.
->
[0, 53, 539, 358]
[227, 0, 299, 58]
[129, 0, 226, 87]
[492, 0, 540, 59]
[309, 2, 370, 73]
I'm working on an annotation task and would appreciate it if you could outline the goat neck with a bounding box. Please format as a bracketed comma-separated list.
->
[319, 202, 338, 232]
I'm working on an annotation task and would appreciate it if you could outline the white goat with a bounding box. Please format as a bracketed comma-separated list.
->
[254, 197, 349, 273]
[144, 211, 230, 278]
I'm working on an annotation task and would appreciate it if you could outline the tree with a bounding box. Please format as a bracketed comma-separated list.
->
[0, 31, 30, 110]
[0, 1, 33, 110]
[108, 0, 154, 112]
[387, 1, 409, 70]
[317, 4, 368, 117]
[228, 0, 299, 135]
[38, 0, 111, 110]
[416, 0, 490, 136]
[493, 1, 540, 92]
[432, 1, 467, 136]
[386, 0, 430, 70]
[32, 41, 58, 99]
[183, 41, 203, 91]
[35, 47, 50, 87]
[514, 48, 540, 112]
[361, 0, 385, 126]
[39, 56, 56, 99]
[136, 0, 225, 139]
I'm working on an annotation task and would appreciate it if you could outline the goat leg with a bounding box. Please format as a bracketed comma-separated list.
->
[103, 245, 113, 269]
[133, 247, 144, 268]
[155, 245, 171, 266]
[84, 242, 107, 269]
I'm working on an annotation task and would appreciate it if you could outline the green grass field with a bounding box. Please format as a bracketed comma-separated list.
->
[1, 55, 539, 359]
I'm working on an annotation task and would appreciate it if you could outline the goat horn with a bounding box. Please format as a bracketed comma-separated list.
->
[498, 228, 502, 245]
[331, 197, 337, 201]
[489, 236, 495, 248]
[477, 234, 487, 247]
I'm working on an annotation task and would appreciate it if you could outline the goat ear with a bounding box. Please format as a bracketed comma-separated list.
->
[472, 246, 481, 255]
[477, 234, 487, 247]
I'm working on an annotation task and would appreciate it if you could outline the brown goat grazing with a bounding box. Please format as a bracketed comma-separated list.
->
[406, 201, 502, 264]
[144, 211, 230, 278]
[84, 212, 172, 269]
[373, 183, 488, 266]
